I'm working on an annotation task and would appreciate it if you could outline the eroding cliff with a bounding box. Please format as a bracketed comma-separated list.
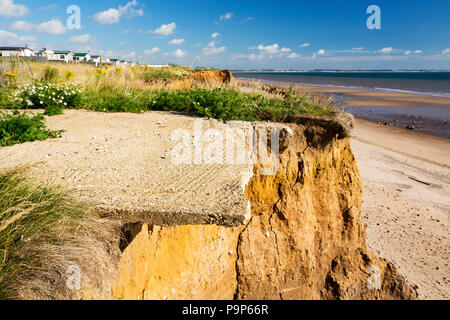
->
[108, 119, 417, 300]
[235, 122, 416, 299]
[0, 111, 417, 300]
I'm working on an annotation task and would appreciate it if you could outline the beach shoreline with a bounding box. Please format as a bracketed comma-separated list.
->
[236, 78, 450, 138]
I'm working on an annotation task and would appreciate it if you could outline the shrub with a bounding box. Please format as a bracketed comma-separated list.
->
[10, 81, 84, 112]
[43, 66, 59, 82]
[2, 72, 18, 88]
[0, 88, 12, 107]
[0, 111, 62, 147]
[95, 68, 108, 77]
[84, 85, 335, 121]
[84, 86, 149, 113]
[64, 70, 75, 81]
[43, 105, 63, 116]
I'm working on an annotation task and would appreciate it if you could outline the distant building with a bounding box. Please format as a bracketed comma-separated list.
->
[36, 48, 54, 58]
[47, 50, 74, 63]
[91, 55, 102, 65]
[73, 52, 91, 63]
[110, 59, 121, 66]
[0, 46, 34, 57]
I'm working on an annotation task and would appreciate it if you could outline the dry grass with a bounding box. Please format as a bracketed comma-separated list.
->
[237, 79, 345, 111]
[1, 60, 233, 92]
[0, 167, 122, 300]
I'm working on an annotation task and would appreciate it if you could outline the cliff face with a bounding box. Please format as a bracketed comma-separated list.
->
[108, 120, 417, 300]
[236, 123, 416, 299]
[142, 70, 234, 89]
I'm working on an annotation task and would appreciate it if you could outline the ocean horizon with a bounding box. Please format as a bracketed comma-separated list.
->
[233, 71, 450, 98]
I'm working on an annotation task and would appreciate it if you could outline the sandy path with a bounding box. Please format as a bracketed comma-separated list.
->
[351, 119, 450, 300]
[0, 110, 257, 226]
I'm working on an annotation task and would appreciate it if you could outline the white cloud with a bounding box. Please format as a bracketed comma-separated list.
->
[379, 47, 394, 54]
[287, 52, 301, 59]
[94, 8, 121, 24]
[211, 32, 220, 39]
[119, 0, 143, 17]
[352, 47, 364, 50]
[8, 19, 67, 34]
[404, 49, 423, 55]
[144, 47, 160, 55]
[219, 12, 233, 21]
[442, 48, 450, 55]
[9, 20, 34, 31]
[248, 53, 265, 61]
[312, 49, 326, 59]
[168, 38, 184, 45]
[299, 43, 310, 48]
[124, 51, 136, 58]
[0, 29, 37, 47]
[240, 16, 254, 23]
[20, 35, 36, 42]
[254, 44, 291, 55]
[69, 34, 93, 43]
[202, 46, 226, 56]
[165, 49, 187, 58]
[94, 0, 143, 25]
[377, 47, 405, 54]
[0, 29, 21, 44]
[36, 19, 67, 34]
[0, 0, 29, 18]
[37, 4, 58, 12]
[151, 22, 176, 36]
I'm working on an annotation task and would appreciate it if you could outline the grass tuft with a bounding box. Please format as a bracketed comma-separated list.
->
[0, 111, 62, 147]
[0, 169, 88, 299]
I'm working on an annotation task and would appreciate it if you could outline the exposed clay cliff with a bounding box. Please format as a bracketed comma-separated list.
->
[142, 70, 234, 89]
[236, 120, 416, 299]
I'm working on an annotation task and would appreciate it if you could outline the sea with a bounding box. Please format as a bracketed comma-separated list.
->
[233, 71, 450, 138]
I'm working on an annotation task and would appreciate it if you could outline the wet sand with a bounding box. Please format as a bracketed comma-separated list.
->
[352, 118, 449, 300]
[237, 79, 450, 106]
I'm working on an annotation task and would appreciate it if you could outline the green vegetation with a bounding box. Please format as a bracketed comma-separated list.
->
[84, 85, 335, 121]
[0, 111, 62, 147]
[43, 66, 59, 82]
[195, 67, 216, 71]
[84, 85, 151, 113]
[0, 169, 87, 299]
[7, 82, 84, 115]
[0, 88, 10, 108]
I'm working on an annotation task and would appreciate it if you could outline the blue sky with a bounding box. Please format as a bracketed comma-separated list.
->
[1, 0, 450, 69]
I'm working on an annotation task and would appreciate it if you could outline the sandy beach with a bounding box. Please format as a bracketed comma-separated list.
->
[352, 119, 449, 300]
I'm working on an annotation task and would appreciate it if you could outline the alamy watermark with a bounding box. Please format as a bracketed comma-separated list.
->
[367, 5, 381, 30]
[66, 264, 81, 290]
[170, 119, 281, 175]
[366, 265, 381, 290]
[66, 5, 81, 30]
